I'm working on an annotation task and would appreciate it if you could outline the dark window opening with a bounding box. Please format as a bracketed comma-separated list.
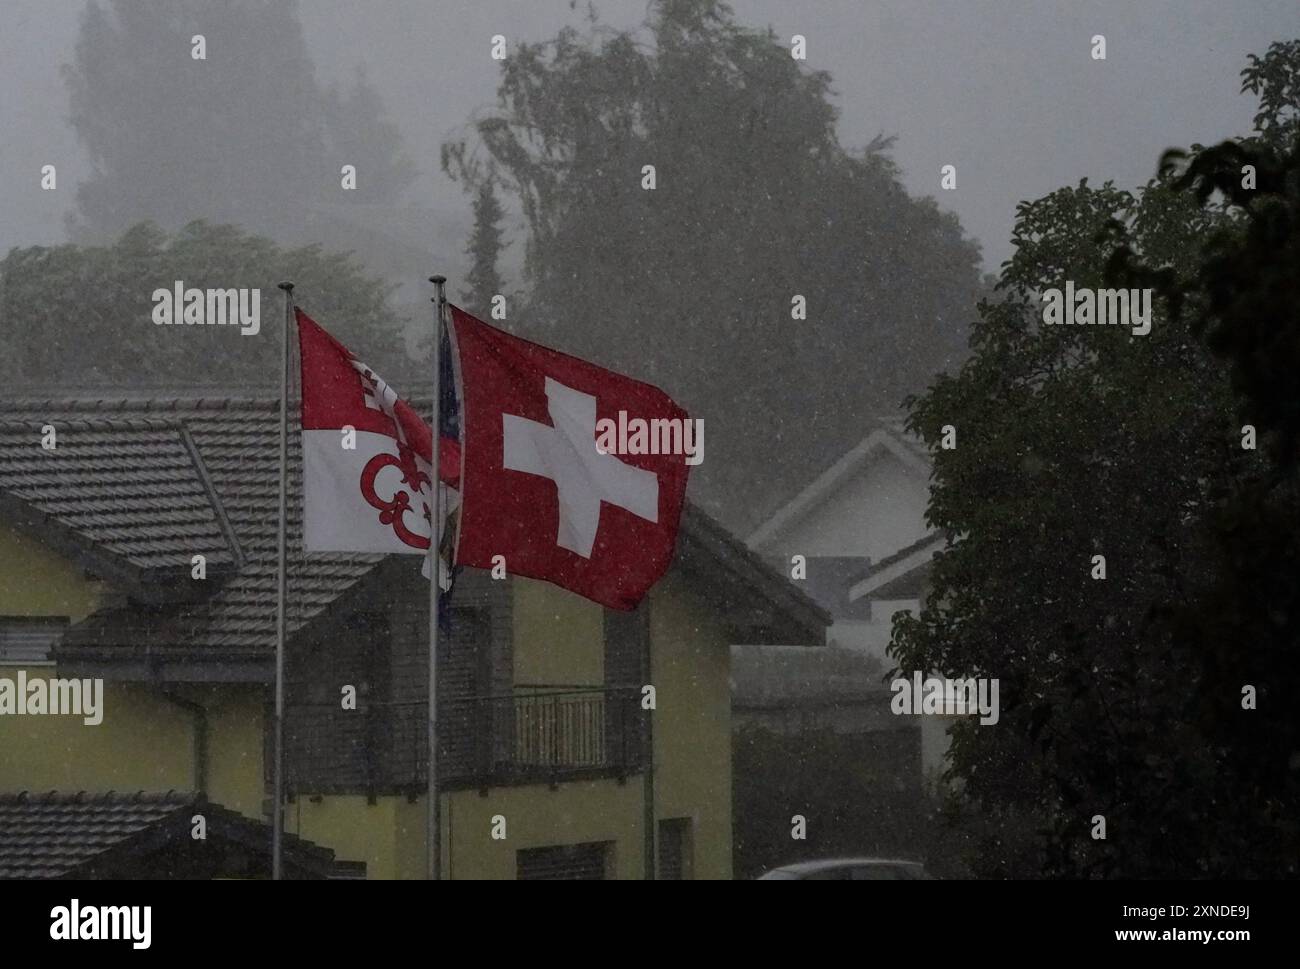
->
[517, 841, 612, 880]
[658, 817, 693, 880]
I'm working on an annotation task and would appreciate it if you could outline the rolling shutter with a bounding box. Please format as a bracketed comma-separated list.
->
[516, 842, 611, 880]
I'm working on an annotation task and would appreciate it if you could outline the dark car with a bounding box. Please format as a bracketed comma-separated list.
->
[757, 858, 933, 880]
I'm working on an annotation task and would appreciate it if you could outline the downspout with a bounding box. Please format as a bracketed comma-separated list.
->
[161, 691, 209, 796]
[642, 610, 656, 881]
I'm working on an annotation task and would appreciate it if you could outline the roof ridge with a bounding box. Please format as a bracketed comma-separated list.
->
[0, 396, 279, 413]
[0, 789, 196, 804]
[0, 417, 183, 431]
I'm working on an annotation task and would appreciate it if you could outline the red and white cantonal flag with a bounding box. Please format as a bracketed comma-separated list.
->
[298, 309, 460, 586]
[297, 306, 692, 610]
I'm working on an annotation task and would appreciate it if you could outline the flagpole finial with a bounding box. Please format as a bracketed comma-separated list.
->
[277, 281, 295, 293]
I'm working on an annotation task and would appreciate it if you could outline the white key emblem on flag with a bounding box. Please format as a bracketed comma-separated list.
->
[502, 377, 658, 558]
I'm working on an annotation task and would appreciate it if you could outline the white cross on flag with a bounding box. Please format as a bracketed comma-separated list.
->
[297, 309, 460, 585]
[449, 306, 691, 610]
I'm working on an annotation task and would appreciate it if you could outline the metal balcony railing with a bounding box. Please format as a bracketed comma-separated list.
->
[283, 686, 645, 795]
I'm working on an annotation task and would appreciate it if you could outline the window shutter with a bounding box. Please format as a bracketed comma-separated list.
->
[0, 619, 67, 664]
[516, 842, 611, 880]
[603, 604, 649, 770]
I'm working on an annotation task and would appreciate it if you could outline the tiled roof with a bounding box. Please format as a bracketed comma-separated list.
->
[0, 418, 237, 577]
[0, 790, 337, 879]
[0, 397, 384, 657]
[731, 644, 888, 704]
[0, 790, 187, 879]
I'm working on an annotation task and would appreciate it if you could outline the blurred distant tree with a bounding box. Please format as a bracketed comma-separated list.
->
[442, 0, 982, 531]
[64, 0, 415, 243]
[321, 69, 418, 207]
[891, 41, 1300, 878]
[0, 221, 405, 388]
[461, 178, 508, 320]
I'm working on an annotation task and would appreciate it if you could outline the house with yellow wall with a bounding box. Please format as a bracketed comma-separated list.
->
[0, 396, 826, 879]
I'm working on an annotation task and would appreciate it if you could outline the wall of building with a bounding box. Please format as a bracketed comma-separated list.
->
[0, 679, 265, 819]
[1, 520, 737, 880]
[0, 520, 108, 620]
[511, 576, 603, 686]
[647, 571, 733, 880]
[0, 522, 267, 817]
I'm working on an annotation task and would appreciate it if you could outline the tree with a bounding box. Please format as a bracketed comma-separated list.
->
[0, 221, 406, 389]
[891, 42, 1300, 878]
[461, 178, 507, 319]
[63, 0, 415, 244]
[442, 0, 982, 532]
[1119, 39, 1300, 877]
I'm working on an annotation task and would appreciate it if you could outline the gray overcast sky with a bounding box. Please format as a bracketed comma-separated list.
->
[3, 0, 1299, 274]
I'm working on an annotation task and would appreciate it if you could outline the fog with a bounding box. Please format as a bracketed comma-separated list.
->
[4, 0, 1297, 272]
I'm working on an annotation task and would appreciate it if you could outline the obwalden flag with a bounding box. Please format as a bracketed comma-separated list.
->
[297, 309, 460, 588]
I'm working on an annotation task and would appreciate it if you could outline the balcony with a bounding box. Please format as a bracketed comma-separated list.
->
[284, 686, 646, 797]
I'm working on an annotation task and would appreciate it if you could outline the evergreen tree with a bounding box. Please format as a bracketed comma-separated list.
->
[461, 179, 507, 319]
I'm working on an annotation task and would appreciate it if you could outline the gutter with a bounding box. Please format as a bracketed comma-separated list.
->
[160, 690, 209, 796]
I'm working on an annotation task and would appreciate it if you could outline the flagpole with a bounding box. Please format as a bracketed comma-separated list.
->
[427, 274, 447, 880]
[273, 281, 294, 881]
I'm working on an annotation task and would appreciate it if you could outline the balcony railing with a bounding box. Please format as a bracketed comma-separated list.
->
[283, 686, 645, 796]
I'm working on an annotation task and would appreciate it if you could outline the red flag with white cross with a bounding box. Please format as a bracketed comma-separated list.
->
[448, 306, 693, 610]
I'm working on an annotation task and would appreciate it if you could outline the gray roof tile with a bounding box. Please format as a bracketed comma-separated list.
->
[0, 790, 337, 879]
[0, 397, 378, 655]
[0, 419, 236, 573]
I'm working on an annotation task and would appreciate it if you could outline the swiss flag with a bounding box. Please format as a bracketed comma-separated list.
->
[297, 309, 459, 584]
[449, 307, 692, 610]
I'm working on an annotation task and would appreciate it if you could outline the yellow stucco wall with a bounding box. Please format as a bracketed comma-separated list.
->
[0, 520, 108, 620]
[0, 678, 267, 817]
[647, 572, 733, 880]
[511, 576, 603, 685]
[0, 522, 267, 818]
[287, 780, 645, 880]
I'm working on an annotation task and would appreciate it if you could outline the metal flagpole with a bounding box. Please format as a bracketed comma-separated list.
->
[427, 275, 447, 880]
[273, 280, 294, 881]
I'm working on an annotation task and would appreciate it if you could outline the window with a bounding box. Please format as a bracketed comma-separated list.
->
[516, 842, 612, 880]
[0, 618, 67, 665]
[658, 817, 693, 880]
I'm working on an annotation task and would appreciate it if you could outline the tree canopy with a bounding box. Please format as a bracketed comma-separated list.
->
[443, 0, 983, 532]
[0, 221, 405, 389]
[892, 40, 1300, 878]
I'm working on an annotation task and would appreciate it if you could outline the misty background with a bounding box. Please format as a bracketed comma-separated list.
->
[1, 0, 1298, 536]
[5, 0, 1296, 269]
